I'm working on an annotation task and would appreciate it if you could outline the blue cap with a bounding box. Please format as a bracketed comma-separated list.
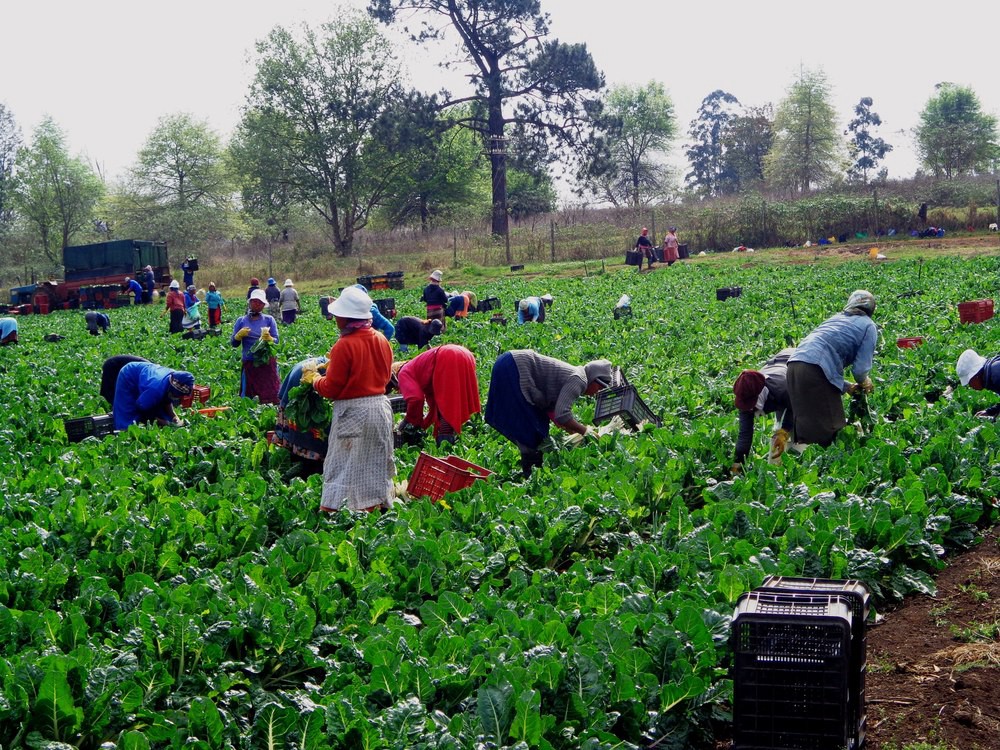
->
[267, 278, 276, 285]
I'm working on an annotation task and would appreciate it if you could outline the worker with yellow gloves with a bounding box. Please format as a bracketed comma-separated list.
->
[732, 347, 796, 472]
[231, 288, 281, 404]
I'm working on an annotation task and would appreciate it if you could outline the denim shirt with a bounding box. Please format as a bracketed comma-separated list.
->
[789, 312, 876, 392]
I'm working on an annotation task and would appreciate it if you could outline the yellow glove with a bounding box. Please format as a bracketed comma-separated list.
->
[234, 327, 251, 341]
[769, 428, 790, 464]
[300, 369, 318, 386]
[730, 462, 743, 476]
[261, 328, 274, 343]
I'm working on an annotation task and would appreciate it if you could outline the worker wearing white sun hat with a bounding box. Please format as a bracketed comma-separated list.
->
[956, 349, 1000, 418]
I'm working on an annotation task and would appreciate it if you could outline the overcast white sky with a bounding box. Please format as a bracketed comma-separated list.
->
[4, 0, 996, 198]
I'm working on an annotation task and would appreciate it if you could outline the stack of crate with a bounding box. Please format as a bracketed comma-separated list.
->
[732, 577, 869, 750]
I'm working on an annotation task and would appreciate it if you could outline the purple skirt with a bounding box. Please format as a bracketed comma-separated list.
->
[282, 309, 297, 325]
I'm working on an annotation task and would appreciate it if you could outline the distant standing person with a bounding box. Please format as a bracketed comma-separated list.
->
[635, 227, 654, 271]
[663, 227, 680, 265]
[205, 282, 225, 333]
[264, 278, 281, 316]
[142, 265, 155, 303]
[305, 286, 394, 512]
[484, 350, 612, 477]
[163, 280, 185, 334]
[181, 259, 194, 288]
[231, 288, 280, 403]
[786, 290, 877, 446]
[246, 277, 261, 300]
[279, 279, 301, 324]
[422, 269, 448, 327]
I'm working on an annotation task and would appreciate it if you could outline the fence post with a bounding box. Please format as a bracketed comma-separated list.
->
[651, 212, 657, 246]
[453, 228, 458, 268]
[550, 220, 556, 263]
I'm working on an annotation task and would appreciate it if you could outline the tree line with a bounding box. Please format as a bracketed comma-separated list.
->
[1, 1, 998, 276]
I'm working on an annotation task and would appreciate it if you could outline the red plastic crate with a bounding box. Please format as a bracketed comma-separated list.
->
[180, 384, 211, 408]
[896, 336, 924, 349]
[406, 451, 492, 501]
[958, 299, 994, 324]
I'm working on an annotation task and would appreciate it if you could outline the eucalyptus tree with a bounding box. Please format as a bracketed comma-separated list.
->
[846, 97, 892, 184]
[765, 69, 843, 195]
[0, 103, 21, 238]
[685, 90, 740, 197]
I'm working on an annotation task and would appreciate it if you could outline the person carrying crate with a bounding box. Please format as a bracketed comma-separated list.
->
[732, 347, 796, 472]
[484, 350, 612, 477]
[396, 344, 481, 446]
[112, 361, 194, 431]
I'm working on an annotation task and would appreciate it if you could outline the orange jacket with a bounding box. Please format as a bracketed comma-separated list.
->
[314, 327, 392, 401]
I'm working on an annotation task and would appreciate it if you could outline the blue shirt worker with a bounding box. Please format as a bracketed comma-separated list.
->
[125, 277, 144, 303]
[517, 296, 546, 324]
[112, 361, 194, 431]
[351, 284, 395, 340]
[786, 290, 877, 446]
[0, 317, 18, 345]
[85, 311, 111, 336]
[231, 288, 280, 403]
[956, 349, 1000, 418]
[182, 260, 194, 288]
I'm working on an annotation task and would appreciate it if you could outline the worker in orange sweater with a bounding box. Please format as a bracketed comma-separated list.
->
[305, 285, 395, 512]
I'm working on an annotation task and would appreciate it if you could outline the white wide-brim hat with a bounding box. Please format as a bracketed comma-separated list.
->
[331, 286, 373, 319]
[956, 348, 987, 386]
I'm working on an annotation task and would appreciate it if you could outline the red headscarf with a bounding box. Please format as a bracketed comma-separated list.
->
[733, 370, 766, 411]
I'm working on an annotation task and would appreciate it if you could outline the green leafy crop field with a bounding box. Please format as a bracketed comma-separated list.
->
[2, 255, 999, 749]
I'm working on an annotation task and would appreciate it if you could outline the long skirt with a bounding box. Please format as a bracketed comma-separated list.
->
[208, 307, 221, 327]
[786, 361, 845, 446]
[282, 309, 297, 325]
[484, 352, 549, 450]
[240, 358, 280, 404]
[101, 355, 149, 408]
[320, 395, 395, 512]
[169, 309, 184, 334]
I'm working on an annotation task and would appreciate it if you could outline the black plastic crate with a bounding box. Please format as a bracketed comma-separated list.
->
[613, 305, 632, 319]
[733, 592, 857, 750]
[184, 257, 199, 271]
[478, 296, 501, 312]
[65, 414, 115, 443]
[389, 395, 406, 414]
[356, 275, 374, 290]
[490, 314, 507, 326]
[759, 578, 870, 746]
[388, 278, 405, 290]
[717, 286, 742, 301]
[593, 384, 662, 428]
[386, 270, 404, 278]
[374, 298, 396, 317]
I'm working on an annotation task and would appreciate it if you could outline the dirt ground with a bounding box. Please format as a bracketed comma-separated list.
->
[863, 526, 1000, 750]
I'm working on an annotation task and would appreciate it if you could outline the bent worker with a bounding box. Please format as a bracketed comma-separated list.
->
[397, 344, 481, 446]
[272, 356, 331, 476]
[732, 347, 796, 470]
[0, 317, 19, 345]
[231, 288, 280, 403]
[484, 350, 612, 477]
[394, 316, 443, 352]
[101, 354, 149, 407]
[124, 276, 144, 304]
[305, 286, 394, 512]
[956, 349, 1000, 417]
[112, 360, 194, 431]
[786, 290, 877, 446]
[446, 291, 477, 319]
[517, 296, 546, 324]
[86, 310, 111, 336]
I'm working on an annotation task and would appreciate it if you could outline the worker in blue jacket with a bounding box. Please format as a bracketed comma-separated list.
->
[124, 277, 144, 304]
[352, 284, 395, 340]
[956, 349, 1000, 418]
[112, 361, 194, 431]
